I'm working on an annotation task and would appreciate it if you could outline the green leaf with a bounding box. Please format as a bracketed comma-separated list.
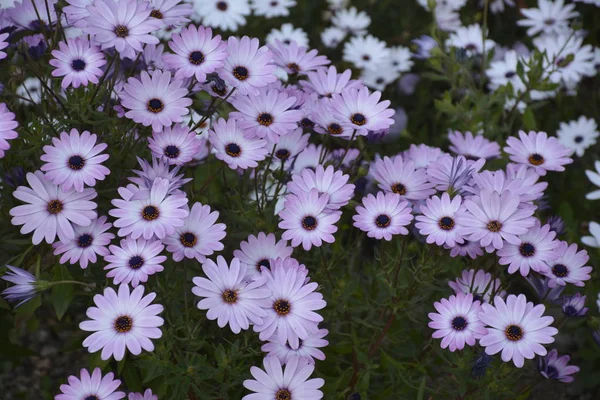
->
[51, 265, 74, 320]
[122, 362, 143, 392]
[522, 108, 537, 131]
[417, 376, 427, 400]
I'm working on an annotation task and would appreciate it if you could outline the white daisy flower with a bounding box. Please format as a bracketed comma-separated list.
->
[446, 24, 496, 56]
[361, 65, 400, 91]
[331, 7, 371, 36]
[534, 33, 596, 85]
[388, 46, 414, 73]
[193, 0, 250, 32]
[557, 116, 599, 157]
[266, 23, 309, 48]
[486, 50, 527, 92]
[251, 0, 296, 18]
[517, 0, 578, 37]
[321, 26, 346, 48]
[343, 34, 389, 70]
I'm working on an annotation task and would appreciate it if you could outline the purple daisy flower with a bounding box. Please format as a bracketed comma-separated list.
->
[120, 70, 192, 132]
[52, 216, 114, 269]
[370, 155, 436, 200]
[233, 232, 293, 280]
[254, 259, 326, 348]
[242, 355, 324, 400]
[128, 388, 157, 400]
[64, 0, 93, 27]
[109, 178, 189, 240]
[292, 143, 323, 175]
[220, 36, 277, 96]
[479, 294, 558, 368]
[445, 240, 484, 259]
[467, 166, 547, 204]
[80, 284, 164, 361]
[130, 157, 191, 194]
[164, 202, 226, 262]
[497, 220, 557, 276]
[149, 0, 193, 27]
[163, 25, 227, 82]
[504, 130, 573, 176]
[192, 256, 270, 334]
[301, 65, 361, 98]
[538, 349, 580, 383]
[403, 144, 444, 169]
[278, 189, 341, 251]
[56, 368, 125, 400]
[416, 193, 465, 247]
[1, 265, 39, 308]
[270, 40, 330, 75]
[562, 293, 588, 317]
[49, 38, 106, 89]
[10, 171, 97, 245]
[543, 241, 592, 288]
[148, 124, 200, 165]
[352, 191, 413, 241]
[0, 103, 18, 158]
[8, 0, 58, 30]
[428, 293, 487, 352]
[448, 131, 501, 160]
[287, 165, 355, 211]
[104, 238, 167, 287]
[0, 32, 9, 60]
[330, 86, 395, 135]
[270, 127, 309, 165]
[41, 128, 110, 192]
[84, 0, 161, 60]
[230, 88, 303, 143]
[209, 117, 268, 169]
[457, 189, 536, 252]
[448, 269, 505, 303]
[313, 100, 355, 139]
[261, 328, 328, 365]
[426, 155, 485, 193]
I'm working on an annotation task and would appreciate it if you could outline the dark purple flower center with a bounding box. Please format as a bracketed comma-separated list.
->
[216, 1, 228, 11]
[328, 123, 343, 135]
[375, 77, 384, 85]
[519, 242, 535, 257]
[545, 366, 559, 379]
[505, 324, 523, 341]
[574, 136, 583, 143]
[375, 214, 391, 228]
[300, 117, 314, 129]
[563, 306, 577, 317]
[47, 199, 63, 214]
[504, 71, 516, 78]
[257, 113, 274, 126]
[274, 299, 291, 315]
[487, 220, 502, 232]
[225, 143, 241, 157]
[180, 232, 197, 247]
[350, 113, 367, 126]
[362, 54, 371, 61]
[552, 263, 569, 278]
[114, 315, 133, 333]
[114, 25, 129, 38]
[256, 258, 270, 271]
[142, 205, 160, 221]
[464, 43, 477, 51]
[438, 216, 455, 231]
[164, 145, 180, 159]
[452, 316, 467, 331]
[68, 155, 85, 170]
[77, 234, 93, 248]
[271, 0, 279, 6]
[528, 153, 544, 166]
[544, 18, 556, 26]
[287, 62, 300, 73]
[147, 98, 164, 113]
[276, 149, 290, 160]
[150, 9, 163, 19]
[233, 66, 249, 80]
[302, 216, 317, 230]
[391, 183, 407, 195]
[128, 255, 144, 269]
[275, 389, 291, 400]
[84, 396, 99, 400]
[71, 59, 86, 71]
[283, 39, 291, 45]
[222, 289, 237, 303]
[189, 51, 204, 65]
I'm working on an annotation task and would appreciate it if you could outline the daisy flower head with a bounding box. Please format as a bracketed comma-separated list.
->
[0, 103, 18, 158]
[1, 265, 39, 308]
[10, 171, 97, 245]
[261, 328, 328, 365]
[446, 24, 495, 56]
[164, 202, 226, 262]
[479, 294, 558, 368]
[557, 116, 599, 157]
[538, 349, 580, 383]
[504, 130, 573, 175]
[220, 36, 277, 96]
[331, 86, 395, 135]
[585, 162, 600, 200]
[53, 216, 114, 269]
[278, 189, 341, 251]
[266, 23, 308, 48]
[233, 232, 293, 279]
[533, 34, 596, 85]
[412, 35, 438, 59]
[361, 65, 400, 91]
[486, 50, 527, 92]
[230, 88, 303, 143]
[504, 163, 548, 203]
[109, 178, 189, 240]
[403, 144, 444, 169]
[8, 0, 58, 30]
[16, 77, 42, 104]
[243, 355, 324, 400]
[312, 101, 355, 139]
[321, 26, 347, 49]
[543, 241, 592, 288]
[332, 6, 371, 35]
[353, 191, 413, 241]
[40, 129, 110, 192]
[49, 38, 106, 89]
[192, 256, 270, 333]
[0, 32, 9, 60]
[55, 368, 125, 400]
[517, 0, 578, 37]
[251, 0, 296, 17]
[416, 192, 465, 247]
[79, 284, 164, 361]
[389, 46, 414, 73]
[120, 70, 193, 132]
[270, 40, 329, 76]
[148, 0, 193, 27]
[130, 157, 191, 194]
[254, 258, 326, 348]
[104, 238, 167, 287]
[448, 269, 505, 303]
[84, 0, 161, 60]
[63, 0, 93, 27]
[562, 293, 588, 317]
[128, 389, 158, 400]
[148, 124, 200, 165]
[448, 131, 501, 160]
[163, 25, 227, 82]
[428, 293, 487, 352]
[446, 240, 485, 259]
[301, 65, 361, 99]
[193, 0, 250, 32]
[287, 165, 355, 211]
[456, 189, 536, 252]
[370, 155, 436, 201]
[270, 127, 309, 166]
[343, 34, 390, 70]
[292, 143, 324, 175]
[209, 117, 269, 169]
[497, 220, 557, 276]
